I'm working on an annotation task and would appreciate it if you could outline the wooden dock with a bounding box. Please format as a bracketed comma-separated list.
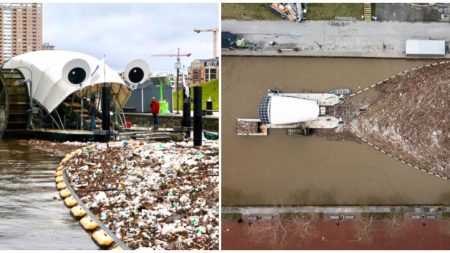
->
[236, 119, 268, 136]
[3, 128, 178, 142]
[3, 128, 111, 142]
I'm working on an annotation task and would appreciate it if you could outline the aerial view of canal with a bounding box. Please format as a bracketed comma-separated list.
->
[0, 140, 96, 249]
[222, 56, 450, 206]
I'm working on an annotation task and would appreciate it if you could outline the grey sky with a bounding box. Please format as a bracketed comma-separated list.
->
[43, 3, 218, 74]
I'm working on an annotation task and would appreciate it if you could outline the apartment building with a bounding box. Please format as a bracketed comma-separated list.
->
[0, 3, 42, 65]
[188, 57, 219, 85]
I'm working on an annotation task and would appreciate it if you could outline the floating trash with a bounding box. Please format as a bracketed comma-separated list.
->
[63, 140, 219, 250]
[350, 62, 450, 177]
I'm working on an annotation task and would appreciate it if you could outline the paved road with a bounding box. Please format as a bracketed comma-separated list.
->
[222, 20, 450, 58]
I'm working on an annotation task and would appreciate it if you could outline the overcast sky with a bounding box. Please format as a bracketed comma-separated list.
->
[43, 3, 218, 74]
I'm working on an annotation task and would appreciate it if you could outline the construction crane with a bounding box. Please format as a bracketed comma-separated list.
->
[193, 28, 218, 58]
[151, 48, 191, 114]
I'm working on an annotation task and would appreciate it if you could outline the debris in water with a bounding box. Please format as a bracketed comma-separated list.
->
[349, 62, 450, 177]
[63, 140, 219, 250]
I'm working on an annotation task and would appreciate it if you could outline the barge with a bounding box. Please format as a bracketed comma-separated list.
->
[237, 89, 350, 136]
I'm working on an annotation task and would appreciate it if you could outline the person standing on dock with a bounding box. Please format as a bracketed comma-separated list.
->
[88, 99, 97, 131]
[151, 97, 160, 130]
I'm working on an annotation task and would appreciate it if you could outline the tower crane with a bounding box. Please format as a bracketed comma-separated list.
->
[193, 28, 218, 58]
[151, 48, 191, 114]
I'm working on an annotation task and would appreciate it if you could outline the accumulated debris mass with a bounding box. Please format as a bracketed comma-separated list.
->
[64, 140, 219, 250]
[20, 139, 89, 156]
[350, 62, 450, 177]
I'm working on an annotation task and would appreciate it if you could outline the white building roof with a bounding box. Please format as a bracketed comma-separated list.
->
[406, 40, 445, 56]
[268, 96, 319, 125]
[4, 50, 131, 112]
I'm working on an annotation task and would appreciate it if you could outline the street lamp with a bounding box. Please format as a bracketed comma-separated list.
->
[175, 61, 181, 114]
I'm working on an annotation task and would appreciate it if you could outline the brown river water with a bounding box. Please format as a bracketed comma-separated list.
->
[222, 56, 450, 206]
[0, 140, 96, 249]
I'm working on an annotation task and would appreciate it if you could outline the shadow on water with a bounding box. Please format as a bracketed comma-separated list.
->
[0, 140, 96, 249]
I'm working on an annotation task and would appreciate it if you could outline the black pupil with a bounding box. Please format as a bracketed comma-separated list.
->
[129, 67, 144, 83]
[68, 67, 86, 84]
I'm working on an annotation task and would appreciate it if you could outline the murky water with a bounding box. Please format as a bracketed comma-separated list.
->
[222, 56, 450, 206]
[0, 140, 96, 249]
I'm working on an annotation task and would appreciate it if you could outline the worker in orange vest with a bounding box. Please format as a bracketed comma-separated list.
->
[151, 97, 160, 130]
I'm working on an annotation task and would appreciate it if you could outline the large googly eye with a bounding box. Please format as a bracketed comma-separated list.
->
[68, 67, 87, 85]
[128, 67, 144, 84]
[62, 59, 91, 85]
[124, 59, 149, 85]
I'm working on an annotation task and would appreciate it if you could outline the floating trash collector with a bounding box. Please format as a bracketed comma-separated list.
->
[236, 89, 348, 136]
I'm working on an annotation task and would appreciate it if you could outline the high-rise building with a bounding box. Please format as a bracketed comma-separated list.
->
[0, 3, 42, 65]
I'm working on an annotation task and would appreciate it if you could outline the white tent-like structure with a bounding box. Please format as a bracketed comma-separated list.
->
[3, 50, 131, 113]
[259, 95, 320, 125]
[269, 96, 319, 124]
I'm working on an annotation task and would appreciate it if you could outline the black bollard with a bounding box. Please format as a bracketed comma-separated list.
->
[193, 86, 202, 146]
[101, 83, 110, 131]
[182, 88, 191, 138]
[206, 98, 213, 116]
[182, 101, 191, 138]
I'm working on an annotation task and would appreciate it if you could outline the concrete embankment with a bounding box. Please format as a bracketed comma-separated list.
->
[222, 20, 450, 58]
[223, 206, 450, 214]
[222, 215, 450, 250]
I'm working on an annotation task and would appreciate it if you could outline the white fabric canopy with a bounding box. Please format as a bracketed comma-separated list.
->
[4, 50, 131, 112]
[269, 96, 319, 125]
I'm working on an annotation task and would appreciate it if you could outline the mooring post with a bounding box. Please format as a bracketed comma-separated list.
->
[193, 86, 202, 146]
[80, 91, 84, 130]
[206, 97, 213, 116]
[182, 87, 191, 138]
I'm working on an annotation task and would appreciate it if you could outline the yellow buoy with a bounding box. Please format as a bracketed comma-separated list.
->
[55, 170, 63, 177]
[59, 189, 71, 198]
[73, 149, 82, 156]
[92, 230, 114, 247]
[70, 205, 86, 218]
[55, 176, 64, 183]
[64, 196, 77, 207]
[56, 166, 63, 171]
[61, 155, 72, 164]
[56, 182, 67, 190]
[80, 216, 98, 230]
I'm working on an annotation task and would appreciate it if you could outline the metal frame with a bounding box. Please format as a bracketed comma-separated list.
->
[32, 100, 64, 130]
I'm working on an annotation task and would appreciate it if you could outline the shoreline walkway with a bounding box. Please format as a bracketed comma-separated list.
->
[222, 20, 450, 58]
